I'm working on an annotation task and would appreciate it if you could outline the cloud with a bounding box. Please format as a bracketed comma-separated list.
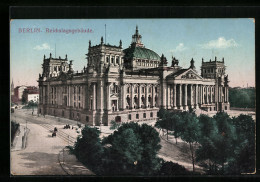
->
[170, 43, 187, 52]
[33, 43, 52, 50]
[200, 37, 239, 49]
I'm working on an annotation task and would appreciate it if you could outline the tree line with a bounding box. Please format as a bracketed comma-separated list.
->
[70, 122, 192, 176]
[229, 87, 255, 108]
[156, 108, 255, 174]
[70, 108, 255, 175]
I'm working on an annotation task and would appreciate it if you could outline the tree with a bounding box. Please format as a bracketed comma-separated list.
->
[73, 125, 104, 174]
[195, 114, 219, 173]
[198, 114, 218, 140]
[109, 120, 121, 130]
[157, 160, 191, 175]
[213, 112, 237, 174]
[102, 122, 162, 175]
[227, 114, 255, 174]
[170, 113, 183, 144]
[155, 109, 172, 140]
[180, 112, 201, 173]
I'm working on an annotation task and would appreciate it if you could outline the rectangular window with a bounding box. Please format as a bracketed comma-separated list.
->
[74, 102, 76, 107]
[86, 116, 89, 122]
[79, 96, 80, 101]
[128, 114, 131, 120]
[79, 103, 80, 108]
[143, 113, 146, 118]
[136, 114, 139, 119]
[142, 87, 145, 93]
[150, 112, 153, 118]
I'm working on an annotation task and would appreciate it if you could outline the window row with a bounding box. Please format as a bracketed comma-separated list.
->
[128, 112, 154, 120]
[126, 86, 157, 94]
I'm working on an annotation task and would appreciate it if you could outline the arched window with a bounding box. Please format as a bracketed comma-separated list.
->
[134, 96, 138, 105]
[115, 116, 121, 123]
[134, 87, 138, 94]
[126, 96, 130, 106]
[148, 87, 151, 93]
[148, 95, 152, 103]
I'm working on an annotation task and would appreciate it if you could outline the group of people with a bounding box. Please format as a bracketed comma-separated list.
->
[64, 124, 73, 129]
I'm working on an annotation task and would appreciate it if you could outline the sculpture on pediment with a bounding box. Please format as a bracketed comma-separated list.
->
[181, 71, 197, 79]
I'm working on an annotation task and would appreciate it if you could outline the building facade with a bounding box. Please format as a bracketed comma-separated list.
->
[38, 27, 230, 126]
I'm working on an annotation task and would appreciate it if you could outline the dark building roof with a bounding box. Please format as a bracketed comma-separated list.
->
[123, 46, 161, 61]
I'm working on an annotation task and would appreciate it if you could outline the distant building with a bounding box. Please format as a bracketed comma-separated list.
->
[11, 78, 14, 96]
[14, 85, 27, 101]
[38, 26, 230, 126]
[22, 87, 39, 103]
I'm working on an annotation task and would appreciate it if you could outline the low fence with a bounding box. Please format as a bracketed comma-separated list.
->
[230, 107, 255, 112]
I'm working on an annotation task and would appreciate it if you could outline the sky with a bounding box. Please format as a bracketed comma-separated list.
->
[10, 19, 255, 88]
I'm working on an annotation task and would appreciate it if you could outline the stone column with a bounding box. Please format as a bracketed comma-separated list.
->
[145, 85, 148, 108]
[138, 84, 142, 109]
[195, 84, 199, 108]
[206, 85, 209, 104]
[225, 87, 227, 102]
[97, 81, 104, 112]
[201, 85, 204, 104]
[92, 83, 96, 111]
[178, 84, 183, 109]
[106, 82, 111, 111]
[227, 87, 229, 103]
[167, 85, 171, 109]
[190, 84, 193, 107]
[121, 84, 126, 110]
[170, 85, 173, 108]
[219, 86, 222, 102]
[131, 84, 134, 109]
[184, 84, 188, 110]
[173, 84, 177, 109]
[152, 85, 155, 108]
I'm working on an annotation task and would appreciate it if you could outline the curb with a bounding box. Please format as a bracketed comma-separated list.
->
[58, 148, 71, 175]
[58, 147, 95, 175]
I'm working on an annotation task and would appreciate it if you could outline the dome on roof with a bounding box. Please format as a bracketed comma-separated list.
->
[123, 46, 161, 61]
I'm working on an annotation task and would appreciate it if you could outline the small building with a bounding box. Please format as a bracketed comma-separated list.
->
[23, 87, 39, 103]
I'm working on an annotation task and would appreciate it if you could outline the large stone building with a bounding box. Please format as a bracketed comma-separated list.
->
[38, 26, 230, 126]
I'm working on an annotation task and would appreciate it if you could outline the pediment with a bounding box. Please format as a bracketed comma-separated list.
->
[110, 94, 119, 98]
[174, 69, 202, 80]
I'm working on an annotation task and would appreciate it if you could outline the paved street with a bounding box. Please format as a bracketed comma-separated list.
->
[10, 109, 89, 175]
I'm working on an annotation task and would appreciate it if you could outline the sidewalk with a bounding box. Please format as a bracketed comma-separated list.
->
[11, 125, 29, 151]
[58, 148, 95, 175]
